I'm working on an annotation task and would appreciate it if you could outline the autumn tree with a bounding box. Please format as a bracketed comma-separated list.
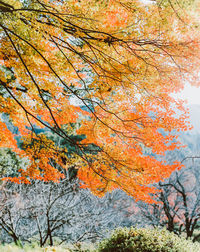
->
[0, 0, 199, 201]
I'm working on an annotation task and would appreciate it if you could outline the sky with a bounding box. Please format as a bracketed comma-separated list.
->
[174, 83, 200, 132]
[174, 83, 200, 105]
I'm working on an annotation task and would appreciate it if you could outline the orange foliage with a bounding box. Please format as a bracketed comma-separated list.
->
[0, 0, 199, 201]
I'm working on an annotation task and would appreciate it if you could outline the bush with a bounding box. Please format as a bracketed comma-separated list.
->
[97, 227, 200, 252]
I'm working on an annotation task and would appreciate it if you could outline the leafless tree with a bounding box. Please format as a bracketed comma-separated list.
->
[0, 176, 133, 246]
[136, 159, 200, 241]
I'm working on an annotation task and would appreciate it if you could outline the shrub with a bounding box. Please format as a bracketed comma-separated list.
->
[97, 227, 200, 252]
